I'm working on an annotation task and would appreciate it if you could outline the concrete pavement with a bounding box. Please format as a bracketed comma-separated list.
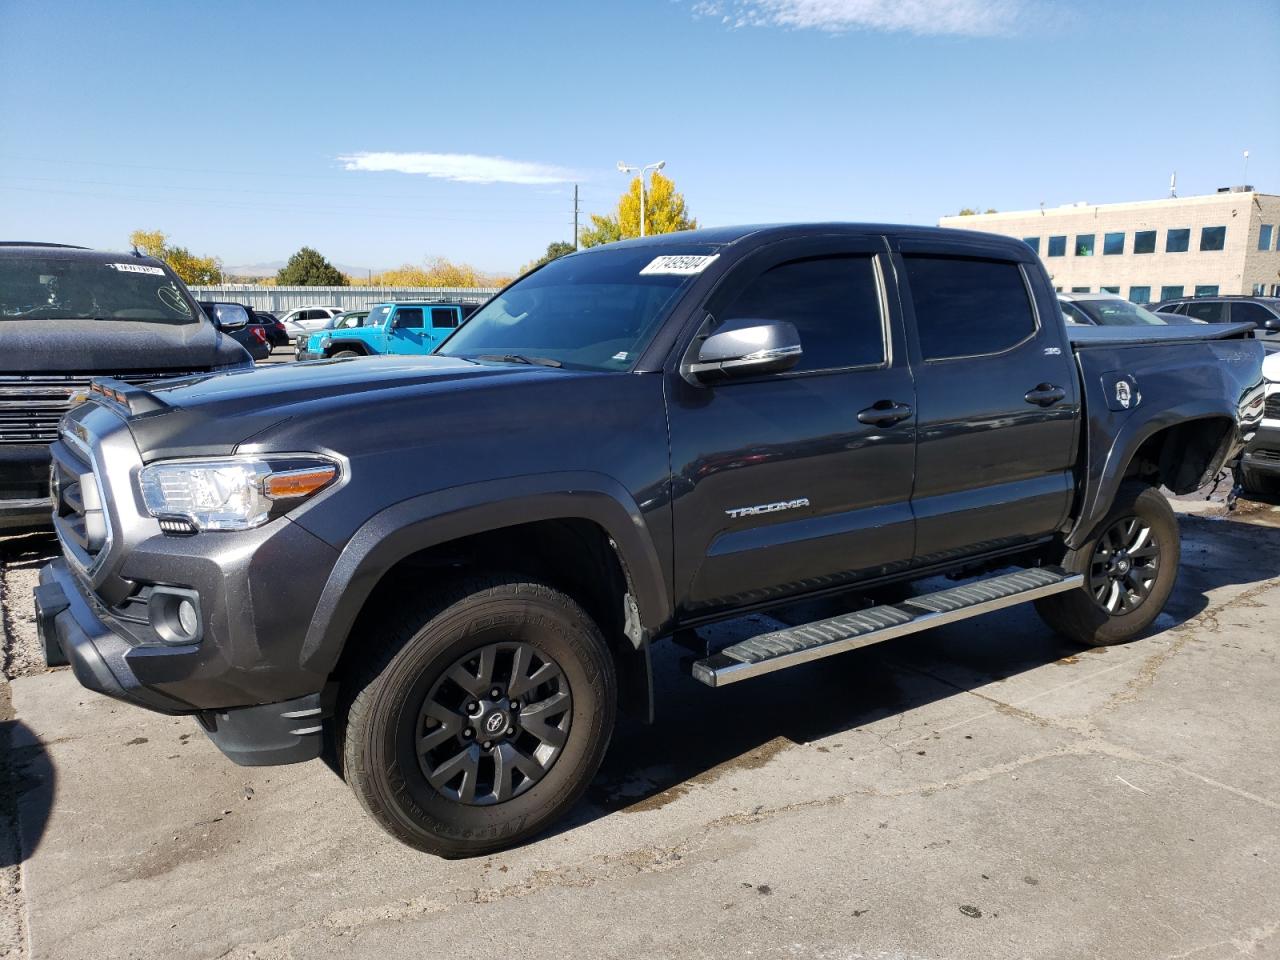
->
[3, 501, 1280, 959]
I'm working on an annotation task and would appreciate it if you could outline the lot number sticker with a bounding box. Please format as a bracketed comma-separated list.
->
[108, 263, 166, 276]
[639, 254, 719, 276]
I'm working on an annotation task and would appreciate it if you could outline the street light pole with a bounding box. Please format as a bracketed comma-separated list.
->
[617, 160, 666, 238]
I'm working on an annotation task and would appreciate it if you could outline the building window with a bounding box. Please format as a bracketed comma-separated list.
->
[1100, 286, 1120, 294]
[1166, 229, 1190, 253]
[1075, 234, 1095, 257]
[1133, 230, 1156, 254]
[1273, 285, 1280, 297]
[1070, 286, 1091, 293]
[1022, 237, 1040, 254]
[1254, 284, 1268, 295]
[1194, 285, 1219, 297]
[1260, 225, 1275, 251]
[1199, 226, 1226, 251]
[1128, 286, 1151, 304]
[1103, 232, 1125, 255]
[1047, 235, 1066, 257]
[1160, 285, 1184, 301]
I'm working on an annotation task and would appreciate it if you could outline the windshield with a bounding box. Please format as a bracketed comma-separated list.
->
[1073, 298, 1167, 326]
[0, 255, 199, 324]
[436, 244, 719, 371]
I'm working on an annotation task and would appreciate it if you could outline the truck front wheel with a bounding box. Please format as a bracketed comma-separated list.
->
[1035, 482, 1180, 647]
[339, 576, 616, 857]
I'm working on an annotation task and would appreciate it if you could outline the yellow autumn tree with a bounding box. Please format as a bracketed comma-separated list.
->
[579, 171, 697, 248]
[368, 257, 503, 288]
[128, 229, 223, 284]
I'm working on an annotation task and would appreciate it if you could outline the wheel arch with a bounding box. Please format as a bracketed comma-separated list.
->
[324, 340, 370, 356]
[299, 473, 671, 718]
[1067, 413, 1236, 548]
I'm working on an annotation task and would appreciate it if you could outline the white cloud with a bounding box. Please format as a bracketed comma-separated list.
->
[338, 152, 577, 185]
[691, 0, 1024, 37]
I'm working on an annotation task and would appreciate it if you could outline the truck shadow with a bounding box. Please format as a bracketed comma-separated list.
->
[0, 717, 54, 868]
[575, 513, 1280, 825]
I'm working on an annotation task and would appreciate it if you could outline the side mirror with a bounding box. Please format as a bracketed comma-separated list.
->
[688, 319, 802, 382]
[1264, 317, 1280, 333]
[207, 302, 249, 332]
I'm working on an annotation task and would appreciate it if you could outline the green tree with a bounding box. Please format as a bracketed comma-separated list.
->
[579, 171, 697, 248]
[276, 247, 348, 286]
[524, 240, 576, 272]
[956, 208, 998, 216]
[128, 229, 223, 284]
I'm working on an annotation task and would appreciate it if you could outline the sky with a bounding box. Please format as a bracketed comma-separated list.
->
[2, 0, 1277, 276]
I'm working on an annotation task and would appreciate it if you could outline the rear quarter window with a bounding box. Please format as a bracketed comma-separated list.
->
[903, 256, 1037, 361]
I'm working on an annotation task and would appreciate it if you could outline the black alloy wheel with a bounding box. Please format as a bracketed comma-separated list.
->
[416, 641, 572, 805]
[1088, 515, 1160, 615]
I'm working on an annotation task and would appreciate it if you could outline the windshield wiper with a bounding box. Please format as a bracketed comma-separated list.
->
[475, 354, 562, 368]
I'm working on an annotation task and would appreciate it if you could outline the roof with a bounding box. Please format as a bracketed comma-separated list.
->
[1058, 292, 1126, 303]
[0, 243, 166, 271]
[567, 222, 1030, 253]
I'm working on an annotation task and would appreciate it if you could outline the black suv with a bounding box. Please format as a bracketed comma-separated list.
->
[1153, 296, 1280, 341]
[0, 243, 252, 532]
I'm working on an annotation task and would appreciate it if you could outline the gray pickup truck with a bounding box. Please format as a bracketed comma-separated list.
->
[34, 224, 1265, 857]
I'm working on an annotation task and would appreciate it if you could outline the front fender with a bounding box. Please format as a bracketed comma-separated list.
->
[297, 471, 672, 674]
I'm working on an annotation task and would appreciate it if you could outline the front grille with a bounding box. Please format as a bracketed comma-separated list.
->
[0, 371, 203, 444]
[1266, 394, 1280, 421]
[51, 429, 110, 570]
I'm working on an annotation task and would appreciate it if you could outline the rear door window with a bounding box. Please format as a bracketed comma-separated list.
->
[903, 256, 1037, 360]
[1184, 301, 1226, 323]
[719, 255, 885, 372]
[431, 307, 459, 329]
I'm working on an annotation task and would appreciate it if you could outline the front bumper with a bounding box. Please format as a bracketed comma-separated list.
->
[1241, 417, 1280, 480]
[35, 558, 330, 765]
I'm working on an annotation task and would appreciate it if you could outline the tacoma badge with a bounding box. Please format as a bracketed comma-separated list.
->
[725, 498, 810, 519]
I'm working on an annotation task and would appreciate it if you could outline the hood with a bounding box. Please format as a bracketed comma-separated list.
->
[0, 317, 248, 372]
[123, 355, 575, 459]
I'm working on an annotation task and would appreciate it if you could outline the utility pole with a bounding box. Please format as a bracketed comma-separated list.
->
[573, 184, 580, 250]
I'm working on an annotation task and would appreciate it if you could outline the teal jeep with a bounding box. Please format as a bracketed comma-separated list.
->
[296, 301, 477, 360]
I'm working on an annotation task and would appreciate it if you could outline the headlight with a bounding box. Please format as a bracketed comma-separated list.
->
[138, 455, 339, 531]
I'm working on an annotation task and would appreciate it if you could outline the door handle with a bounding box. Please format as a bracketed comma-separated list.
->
[857, 400, 914, 426]
[1024, 383, 1066, 406]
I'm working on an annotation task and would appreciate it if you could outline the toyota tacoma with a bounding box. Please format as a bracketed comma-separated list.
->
[34, 225, 1265, 856]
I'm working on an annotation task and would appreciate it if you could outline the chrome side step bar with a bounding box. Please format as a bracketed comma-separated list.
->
[691, 566, 1082, 687]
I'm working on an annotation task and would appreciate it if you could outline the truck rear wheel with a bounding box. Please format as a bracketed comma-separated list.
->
[339, 576, 616, 857]
[1035, 482, 1179, 647]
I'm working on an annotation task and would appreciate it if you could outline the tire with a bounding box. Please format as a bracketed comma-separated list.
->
[339, 576, 616, 857]
[331, 349, 361, 359]
[1035, 482, 1179, 647]
[1239, 465, 1280, 497]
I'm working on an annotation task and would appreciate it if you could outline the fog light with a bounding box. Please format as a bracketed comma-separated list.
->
[148, 588, 202, 646]
[177, 599, 198, 637]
